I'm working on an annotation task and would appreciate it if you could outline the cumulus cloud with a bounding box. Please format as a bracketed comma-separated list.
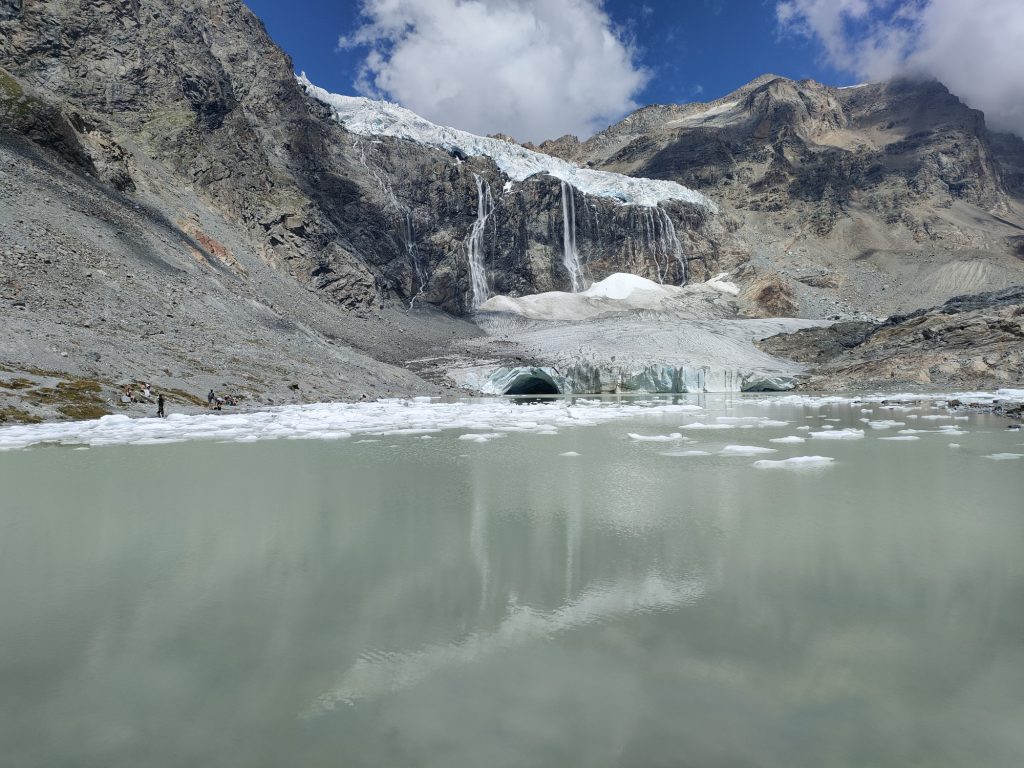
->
[777, 0, 1024, 136]
[340, 0, 649, 143]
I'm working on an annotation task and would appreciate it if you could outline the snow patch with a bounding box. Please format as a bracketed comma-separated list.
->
[583, 273, 663, 300]
[706, 272, 740, 295]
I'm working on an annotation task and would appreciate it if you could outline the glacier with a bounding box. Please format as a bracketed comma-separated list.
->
[298, 75, 716, 211]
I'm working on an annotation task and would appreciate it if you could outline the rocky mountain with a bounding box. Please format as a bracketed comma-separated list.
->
[541, 74, 1024, 318]
[0, 0, 736, 419]
[758, 287, 1024, 391]
[0, 0, 1021, 420]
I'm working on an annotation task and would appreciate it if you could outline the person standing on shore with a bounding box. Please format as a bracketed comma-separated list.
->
[157, 393, 165, 418]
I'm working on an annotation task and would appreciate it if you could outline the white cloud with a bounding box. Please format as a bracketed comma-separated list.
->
[340, 0, 649, 143]
[777, 0, 1024, 136]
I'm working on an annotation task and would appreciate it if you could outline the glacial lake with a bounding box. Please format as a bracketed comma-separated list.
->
[1, 394, 1023, 767]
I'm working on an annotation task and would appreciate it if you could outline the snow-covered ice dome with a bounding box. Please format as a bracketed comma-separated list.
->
[298, 75, 716, 211]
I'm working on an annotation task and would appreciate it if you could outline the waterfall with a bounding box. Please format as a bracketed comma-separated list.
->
[657, 207, 687, 285]
[404, 213, 427, 307]
[355, 138, 434, 302]
[635, 206, 687, 285]
[467, 173, 494, 309]
[560, 181, 585, 292]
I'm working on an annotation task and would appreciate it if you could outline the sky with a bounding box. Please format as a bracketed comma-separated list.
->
[243, 0, 1024, 143]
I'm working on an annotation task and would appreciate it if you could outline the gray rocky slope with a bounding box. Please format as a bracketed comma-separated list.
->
[539, 75, 1024, 319]
[0, 0, 1021, 420]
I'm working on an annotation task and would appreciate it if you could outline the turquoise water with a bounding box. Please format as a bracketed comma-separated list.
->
[1, 395, 1022, 767]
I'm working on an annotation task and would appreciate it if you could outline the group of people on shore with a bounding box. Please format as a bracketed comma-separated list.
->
[118, 383, 245, 418]
[119, 383, 165, 417]
[207, 389, 239, 410]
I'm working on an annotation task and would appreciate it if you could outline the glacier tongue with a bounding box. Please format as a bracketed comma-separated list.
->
[298, 75, 716, 211]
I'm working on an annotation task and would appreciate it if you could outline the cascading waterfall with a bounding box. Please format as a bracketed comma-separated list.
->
[635, 206, 687, 285]
[560, 181, 585, 292]
[404, 213, 428, 307]
[354, 138, 432, 303]
[467, 173, 495, 309]
[657, 207, 687, 285]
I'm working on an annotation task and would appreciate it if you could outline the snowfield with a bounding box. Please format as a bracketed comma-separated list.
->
[298, 75, 716, 211]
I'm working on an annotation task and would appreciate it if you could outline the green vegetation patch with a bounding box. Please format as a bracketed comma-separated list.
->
[0, 406, 42, 424]
[32, 376, 111, 422]
[0, 377, 35, 390]
[0, 67, 42, 123]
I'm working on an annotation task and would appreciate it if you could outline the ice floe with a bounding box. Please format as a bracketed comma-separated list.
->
[769, 436, 806, 444]
[986, 453, 1023, 460]
[810, 428, 865, 440]
[0, 398, 721, 452]
[752, 456, 835, 470]
[720, 445, 777, 456]
[628, 432, 684, 442]
[878, 435, 921, 441]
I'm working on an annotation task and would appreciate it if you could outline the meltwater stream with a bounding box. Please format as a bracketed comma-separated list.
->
[1, 394, 1023, 767]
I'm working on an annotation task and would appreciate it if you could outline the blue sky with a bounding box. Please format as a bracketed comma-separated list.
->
[241, 0, 1024, 141]
[244, 0, 853, 104]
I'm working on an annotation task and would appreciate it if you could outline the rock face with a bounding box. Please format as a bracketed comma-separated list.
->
[0, 1, 1021, 415]
[0, 0, 738, 419]
[546, 75, 1024, 318]
[759, 288, 1024, 390]
[0, 0, 735, 317]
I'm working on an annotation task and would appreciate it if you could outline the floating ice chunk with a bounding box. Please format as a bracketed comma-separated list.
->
[948, 443, 961, 448]
[878, 435, 921, 441]
[769, 436, 806, 444]
[898, 428, 967, 436]
[458, 433, 504, 443]
[753, 456, 834, 469]
[796, 426, 811, 431]
[559, 451, 581, 457]
[715, 417, 789, 427]
[867, 420, 905, 429]
[720, 445, 777, 456]
[660, 450, 712, 457]
[680, 422, 736, 430]
[810, 428, 865, 440]
[986, 453, 1023, 460]
[628, 432, 684, 442]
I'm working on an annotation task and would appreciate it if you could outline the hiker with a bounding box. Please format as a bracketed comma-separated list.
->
[142, 383, 152, 400]
[157, 393, 165, 418]
[207, 389, 215, 407]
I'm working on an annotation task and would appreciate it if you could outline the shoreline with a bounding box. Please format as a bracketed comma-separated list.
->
[1, 388, 1020, 451]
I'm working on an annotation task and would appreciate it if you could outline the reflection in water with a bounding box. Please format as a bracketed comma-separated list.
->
[306, 574, 705, 715]
[0, 397, 1023, 767]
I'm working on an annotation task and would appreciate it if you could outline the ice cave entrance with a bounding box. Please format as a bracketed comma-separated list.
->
[501, 369, 562, 396]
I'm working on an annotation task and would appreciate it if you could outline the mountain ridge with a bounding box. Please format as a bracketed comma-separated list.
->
[0, 0, 1021, 421]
